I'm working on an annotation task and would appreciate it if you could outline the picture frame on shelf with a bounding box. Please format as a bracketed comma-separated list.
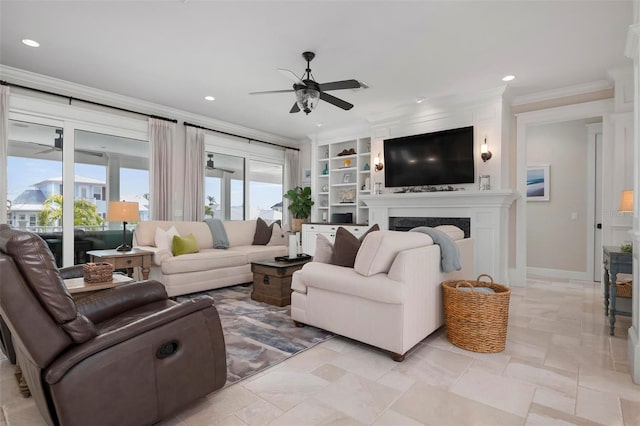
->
[342, 173, 352, 183]
[526, 165, 550, 201]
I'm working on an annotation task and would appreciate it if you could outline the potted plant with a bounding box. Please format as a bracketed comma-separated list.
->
[284, 186, 314, 232]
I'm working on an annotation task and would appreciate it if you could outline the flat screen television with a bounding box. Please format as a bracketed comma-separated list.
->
[383, 126, 475, 187]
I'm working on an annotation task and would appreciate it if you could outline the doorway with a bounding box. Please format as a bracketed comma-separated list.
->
[514, 99, 614, 285]
[525, 118, 602, 281]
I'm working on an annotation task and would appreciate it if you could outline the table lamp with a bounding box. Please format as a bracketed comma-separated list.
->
[107, 201, 140, 251]
[618, 190, 633, 213]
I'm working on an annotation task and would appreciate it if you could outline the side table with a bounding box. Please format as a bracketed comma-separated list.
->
[603, 245, 632, 336]
[87, 248, 152, 280]
[251, 258, 312, 306]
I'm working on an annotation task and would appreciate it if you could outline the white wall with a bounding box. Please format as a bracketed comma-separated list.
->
[526, 119, 592, 273]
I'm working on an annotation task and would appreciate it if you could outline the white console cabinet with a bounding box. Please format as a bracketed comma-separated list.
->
[301, 224, 370, 255]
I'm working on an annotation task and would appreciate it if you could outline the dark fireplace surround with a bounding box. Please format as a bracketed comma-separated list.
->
[389, 217, 471, 238]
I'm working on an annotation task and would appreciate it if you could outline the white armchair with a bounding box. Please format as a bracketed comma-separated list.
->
[290, 230, 473, 361]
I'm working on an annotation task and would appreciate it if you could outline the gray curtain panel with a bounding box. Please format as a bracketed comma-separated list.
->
[149, 118, 175, 220]
[184, 126, 205, 221]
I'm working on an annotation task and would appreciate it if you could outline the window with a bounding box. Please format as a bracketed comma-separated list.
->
[7, 120, 65, 265]
[248, 160, 283, 221]
[204, 152, 244, 220]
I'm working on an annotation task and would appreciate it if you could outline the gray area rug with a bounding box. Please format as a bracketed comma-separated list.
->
[178, 284, 333, 385]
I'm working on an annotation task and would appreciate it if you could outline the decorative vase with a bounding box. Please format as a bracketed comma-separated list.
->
[322, 164, 329, 175]
[363, 163, 370, 171]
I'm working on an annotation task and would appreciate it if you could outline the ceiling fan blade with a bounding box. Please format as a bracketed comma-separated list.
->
[249, 89, 295, 95]
[278, 68, 303, 84]
[318, 79, 362, 91]
[289, 103, 300, 114]
[319, 92, 353, 111]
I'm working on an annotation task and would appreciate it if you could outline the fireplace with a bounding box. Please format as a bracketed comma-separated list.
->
[360, 190, 519, 285]
[389, 217, 471, 238]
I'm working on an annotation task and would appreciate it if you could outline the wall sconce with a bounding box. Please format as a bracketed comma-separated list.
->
[480, 137, 492, 162]
[618, 189, 634, 213]
[374, 153, 384, 172]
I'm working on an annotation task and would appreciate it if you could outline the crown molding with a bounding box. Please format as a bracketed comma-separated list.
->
[0, 65, 300, 148]
[368, 86, 507, 125]
[510, 80, 613, 106]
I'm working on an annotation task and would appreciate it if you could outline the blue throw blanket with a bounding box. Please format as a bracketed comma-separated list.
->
[409, 226, 461, 273]
[203, 218, 230, 249]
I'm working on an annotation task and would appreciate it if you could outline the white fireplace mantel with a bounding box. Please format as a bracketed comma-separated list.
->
[361, 190, 519, 285]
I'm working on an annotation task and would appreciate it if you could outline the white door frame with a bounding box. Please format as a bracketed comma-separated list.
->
[513, 99, 614, 284]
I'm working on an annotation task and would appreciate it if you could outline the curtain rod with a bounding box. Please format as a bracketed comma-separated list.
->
[183, 121, 299, 151]
[0, 80, 178, 123]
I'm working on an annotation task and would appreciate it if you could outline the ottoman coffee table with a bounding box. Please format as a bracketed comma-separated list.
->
[251, 258, 312, 307]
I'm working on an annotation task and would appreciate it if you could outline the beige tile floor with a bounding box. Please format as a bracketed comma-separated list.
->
[1, 276, 638, 425]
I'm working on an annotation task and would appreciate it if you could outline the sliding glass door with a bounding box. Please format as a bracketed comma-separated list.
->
[248, 160, 283, 221]
[5, 118, 148, 267]
[204, 152, 244, 220]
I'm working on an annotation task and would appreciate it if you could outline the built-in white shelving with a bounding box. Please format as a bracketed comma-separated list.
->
[313, 137, 371, 224]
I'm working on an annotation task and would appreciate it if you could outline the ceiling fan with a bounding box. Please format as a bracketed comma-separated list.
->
[31, 129, 103, 157]
[249, 51, 363, 115]
[206, 154, 235, 173]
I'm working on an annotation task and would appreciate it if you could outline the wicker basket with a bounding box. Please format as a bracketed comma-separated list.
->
[83, 262, 114, 284]
[442, 274, 511, 353]
[617, 281, 632, 298]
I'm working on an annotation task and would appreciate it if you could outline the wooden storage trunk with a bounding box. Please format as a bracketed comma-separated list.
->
[250, 260, 309, 307]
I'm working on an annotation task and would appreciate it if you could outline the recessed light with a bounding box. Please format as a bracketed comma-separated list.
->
[204, 96, 215, 101]
[22, 39, 40, 48]
[416, 97, 425, 104]
[316, 122, 323, 127]
[502, 75, 515, 82]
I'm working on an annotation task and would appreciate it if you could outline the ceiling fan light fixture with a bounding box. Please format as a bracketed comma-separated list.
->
[295, 87, 320, 115]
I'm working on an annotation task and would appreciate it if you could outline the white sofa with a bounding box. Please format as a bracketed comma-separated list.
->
[133, 220, 287, 297]
[290, 230, 473, 361]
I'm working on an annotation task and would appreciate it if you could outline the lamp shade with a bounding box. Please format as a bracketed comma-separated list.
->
[107, 201, 140, 222]
[618, 190, 634, 213]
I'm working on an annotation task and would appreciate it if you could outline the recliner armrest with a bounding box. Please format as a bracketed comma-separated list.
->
[76, 280, 168, 324]
[59, 265, 85, 279]
[45, 296, 216, 384]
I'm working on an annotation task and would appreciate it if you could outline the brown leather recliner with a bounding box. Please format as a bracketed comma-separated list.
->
[0, 224, 227, 426]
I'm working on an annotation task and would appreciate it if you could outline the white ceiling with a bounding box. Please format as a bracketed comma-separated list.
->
[0, 1, 633, 143]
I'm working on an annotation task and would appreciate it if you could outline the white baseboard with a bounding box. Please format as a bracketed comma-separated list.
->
[526, 267, 590, 281]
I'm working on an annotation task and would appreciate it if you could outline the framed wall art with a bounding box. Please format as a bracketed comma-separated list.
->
[526, 165, 550, 201]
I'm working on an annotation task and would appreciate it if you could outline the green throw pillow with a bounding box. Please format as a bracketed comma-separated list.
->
[172, 234, 199, 256]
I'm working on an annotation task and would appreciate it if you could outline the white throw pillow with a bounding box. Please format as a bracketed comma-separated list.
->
[267, 222, 287, 246]
[155, 226, 179, 251]
[313, 234, 334, 264]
